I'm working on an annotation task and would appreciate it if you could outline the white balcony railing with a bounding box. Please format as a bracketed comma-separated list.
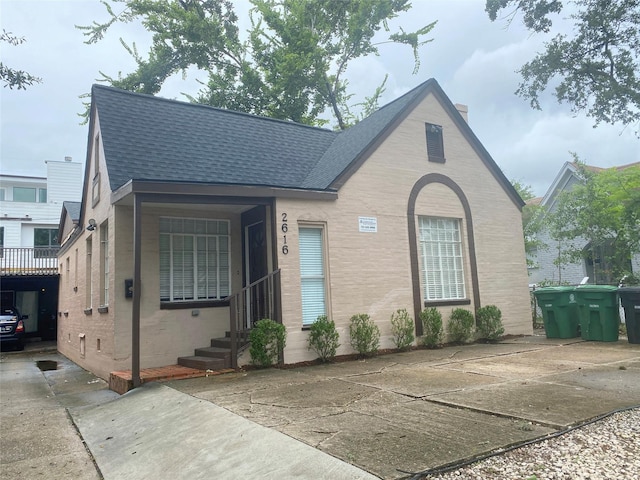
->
[0, 247, 60, 275]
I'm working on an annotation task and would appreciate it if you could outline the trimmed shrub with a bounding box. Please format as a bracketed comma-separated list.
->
[476, 305, 505, 341]
[420, 307, 443, 348]
[349, 313, 380, 357]
[390, 309, 415, 351]
[249, 318, 286, 367]
[307, 315, 340, 362]
[447, 308, 475, 343]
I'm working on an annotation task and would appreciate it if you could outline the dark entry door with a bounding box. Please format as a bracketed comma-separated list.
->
[248, 221, 268, 284]
[242, 207, 268, 327]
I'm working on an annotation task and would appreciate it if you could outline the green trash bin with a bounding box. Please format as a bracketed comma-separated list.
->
[533, 286, 580, 339]
[618, 287, 640, 344]
[574, 285, 619, 342]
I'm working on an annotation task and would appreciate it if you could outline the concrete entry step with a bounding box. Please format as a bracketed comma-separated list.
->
[210, 336, 232, 348]
[178, 355, 226, 370]
[195, 346, 232, 363]
[211, 333, 250, 349]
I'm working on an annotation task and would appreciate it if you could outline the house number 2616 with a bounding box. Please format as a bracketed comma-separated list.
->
[281, 213, 289, 254]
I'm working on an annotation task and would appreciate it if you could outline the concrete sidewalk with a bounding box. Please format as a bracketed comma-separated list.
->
[71, 382, 376, 479]
[2, 336, 639, 479]
[0, 349, 117, 480]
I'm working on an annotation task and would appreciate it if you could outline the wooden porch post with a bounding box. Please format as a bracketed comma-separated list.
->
[132, 194, 142, 387]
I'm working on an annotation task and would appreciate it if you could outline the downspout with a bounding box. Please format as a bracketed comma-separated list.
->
[132, 194, 142, 387]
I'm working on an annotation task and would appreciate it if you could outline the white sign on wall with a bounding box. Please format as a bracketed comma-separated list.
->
[358, 216, 378, 233]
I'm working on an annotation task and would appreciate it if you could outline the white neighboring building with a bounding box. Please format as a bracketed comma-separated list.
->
[1, 157, 82, 256]
[1, 157, 82, 338]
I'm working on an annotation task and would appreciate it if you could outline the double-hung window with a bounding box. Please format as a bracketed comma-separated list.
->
[159, 218, 230, 302]
[34, 228, 59, 258]
[419, 217, 466, 301]
[100, 223, 109, 307]
[299, 226, 326, 326]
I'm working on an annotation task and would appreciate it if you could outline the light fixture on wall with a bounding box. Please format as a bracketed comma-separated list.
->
[86, 218, 97, 231]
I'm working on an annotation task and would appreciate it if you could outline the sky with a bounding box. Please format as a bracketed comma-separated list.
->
[1, 0, 638, 197]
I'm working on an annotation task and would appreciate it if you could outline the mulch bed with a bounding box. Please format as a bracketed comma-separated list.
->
[241, 335, 523, 371]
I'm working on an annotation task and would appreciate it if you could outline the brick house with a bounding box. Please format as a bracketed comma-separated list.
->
[57, 79, 531, 382]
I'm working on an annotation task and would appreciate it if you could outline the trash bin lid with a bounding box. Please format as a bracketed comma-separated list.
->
[618, 286, 640, 301]
[534, 286, 575, 292]
[575, 285, 618, 293]
[618, 286, 640, 293]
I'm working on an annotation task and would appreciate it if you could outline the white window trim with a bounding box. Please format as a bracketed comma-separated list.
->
[298, 224, 329, 326]
[159, 217, 231, 303]
[100, 223, 109, 307]
[419, 216, 466, 301]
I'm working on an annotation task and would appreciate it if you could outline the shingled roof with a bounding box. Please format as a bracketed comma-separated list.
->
[92, 85, 337, 192]
[91, 78, 522, 207]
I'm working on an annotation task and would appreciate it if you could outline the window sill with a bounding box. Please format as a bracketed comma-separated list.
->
[84, 308, 93, 315]
[428, 155, 446, 164]
[98, 305, 109, 314]
[424, 299, 471, 307]
[160, 299, 230, 310]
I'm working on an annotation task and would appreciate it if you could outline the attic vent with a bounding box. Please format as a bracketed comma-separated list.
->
[425, 123, 445, 163]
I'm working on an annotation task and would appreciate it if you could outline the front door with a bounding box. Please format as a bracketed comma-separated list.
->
[242, 207, 268, 327]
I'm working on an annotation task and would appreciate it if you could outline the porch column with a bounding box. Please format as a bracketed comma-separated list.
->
[132, 194, 142, 387]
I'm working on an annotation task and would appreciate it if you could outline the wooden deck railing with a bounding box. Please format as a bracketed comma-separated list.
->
[0, 247, 60, 276]
[227, 269, 281, 368]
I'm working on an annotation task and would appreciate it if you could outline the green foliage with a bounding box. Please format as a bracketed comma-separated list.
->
[475, 305, 505, 341]
[390, 308, 415, 351]
[0, 30, 42, 90]
[447, 308, 475, 344]
[307, 315, 340, 362]
[78, 0, 436, 128]
[549, 157, 640, 283]
[249, 318, 286, 367]
[486, 0, 640, 129]
[512, 179, 547, 270]
[420, 307, 443, 348]
[349, 313, 380, 357]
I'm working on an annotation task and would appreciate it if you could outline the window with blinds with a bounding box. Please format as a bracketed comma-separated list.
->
[159, 218, 230, 302]
[419, 217, 466, 301]
[299, 227, 326, 326]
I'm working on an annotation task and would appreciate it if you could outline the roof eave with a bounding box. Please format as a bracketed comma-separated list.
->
[111, 179, 338, 204]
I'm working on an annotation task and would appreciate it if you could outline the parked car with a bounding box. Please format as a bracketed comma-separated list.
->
[0, 306, 27, 351]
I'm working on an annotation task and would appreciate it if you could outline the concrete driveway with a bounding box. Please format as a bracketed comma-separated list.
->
[166, 336, 640, 479]
[2, 336, 639, 479]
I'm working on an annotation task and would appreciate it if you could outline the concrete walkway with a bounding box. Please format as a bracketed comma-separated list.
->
[72, 382, 376, 479]
[1, 336, 639, 479]
[0, 348, 116, 480]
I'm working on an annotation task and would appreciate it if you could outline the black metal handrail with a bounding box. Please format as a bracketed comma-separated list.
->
[227, 269, 281, 368]
[0, 247, 60, 275]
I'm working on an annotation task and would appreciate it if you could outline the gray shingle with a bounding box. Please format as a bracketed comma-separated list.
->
[301, 80, 433, 189]
[90, 78, 520, 207]
[63, 201, 81, 222]
[92, 86, 338, 192]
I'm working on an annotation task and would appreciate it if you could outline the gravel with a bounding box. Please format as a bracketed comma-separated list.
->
[423, 408, 640, 480]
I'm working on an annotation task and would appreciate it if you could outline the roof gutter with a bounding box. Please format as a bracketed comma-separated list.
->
[111, 180, 338, 205]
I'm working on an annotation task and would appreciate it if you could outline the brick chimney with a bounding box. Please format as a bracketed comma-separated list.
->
[455, 103, 468, 123]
